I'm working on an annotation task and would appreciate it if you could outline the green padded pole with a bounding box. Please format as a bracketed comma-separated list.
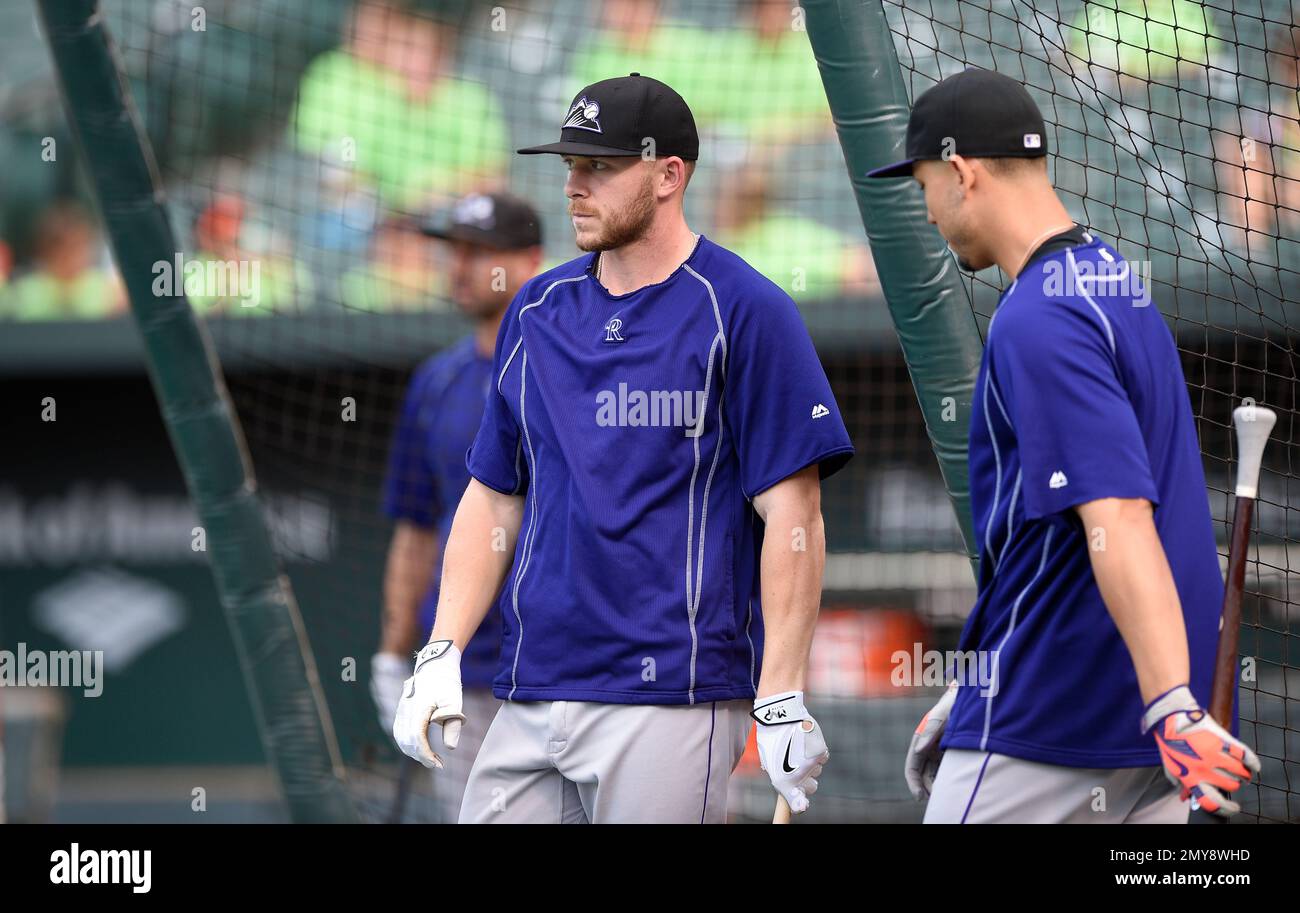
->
[802, 0, 984, 570]
[38, 0, 358, 823]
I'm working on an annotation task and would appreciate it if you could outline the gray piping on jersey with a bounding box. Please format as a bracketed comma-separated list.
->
[498, 275, 586, 394]
[682, 263, 728, 705]
[513, 438, 523, 494]
[980, 526, 1055, 750]
[745, 510, 757, 692]
[1001, 470, 1022, 575]
[997, 279, 1019, 309]
[986, 378, 1015, 575]
[1065, 249, 1117, 355]
[981, 372, 1004, 571]
[693, 335, 727, 648]
[508, 350, 540, 699]
[746, 596, 757, 693]
[987, 368, 1012, 429]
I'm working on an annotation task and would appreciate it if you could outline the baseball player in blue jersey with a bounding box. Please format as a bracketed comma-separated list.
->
[391, 73, 854, 823]
[372, 192, 544, 822]
[869, 68, 1260, 823]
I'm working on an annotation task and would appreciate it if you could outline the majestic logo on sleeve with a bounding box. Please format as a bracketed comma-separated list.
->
[603, 317, 625, 342]
[564, 96, 603, 133]
[1049, 470, 1069, 489]
[811, 403, 830, 419]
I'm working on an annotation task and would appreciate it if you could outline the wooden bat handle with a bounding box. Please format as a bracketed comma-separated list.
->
[773, 795, 792, 824]
[1208, 496, 1254, 727]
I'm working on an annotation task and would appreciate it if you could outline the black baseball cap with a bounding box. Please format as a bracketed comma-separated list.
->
[866, 68, 1047, 178]
[517, 73, 699, 161]
[421, 191, 543, 250]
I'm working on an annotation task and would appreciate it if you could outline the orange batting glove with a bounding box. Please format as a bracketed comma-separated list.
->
[1141, 685, 1261, 817]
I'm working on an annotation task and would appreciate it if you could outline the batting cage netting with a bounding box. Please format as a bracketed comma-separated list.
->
[16, 0, 1296, 822]
[880, 0, 1299, 822]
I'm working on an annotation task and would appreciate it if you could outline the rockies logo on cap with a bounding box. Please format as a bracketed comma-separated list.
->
[564, 97, 602, 134]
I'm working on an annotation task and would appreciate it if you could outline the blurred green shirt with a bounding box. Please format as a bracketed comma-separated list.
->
[717, 213, 850, 303]
[570, 23, 829, 142]
[186, 251, 310, 317]
[339, 263, 445, 314]
[294, 51, 508, 208]
[1068, 0, 1221, 81]
[4, 271, 118, 321]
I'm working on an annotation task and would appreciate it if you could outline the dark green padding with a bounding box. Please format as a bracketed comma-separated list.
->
[802, 0, 984, 570]
[38, 0, 358, 823]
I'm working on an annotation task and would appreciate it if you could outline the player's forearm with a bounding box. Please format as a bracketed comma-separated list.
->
[380, 522, 439, 655]
[753, 471, 826, 697]
[1077, 497, 1190, 704]
[429, 478, 523, 650]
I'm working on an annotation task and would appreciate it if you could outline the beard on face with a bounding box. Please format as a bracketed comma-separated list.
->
[458, 290, 505, 320]
[572, 171, 656, 252]
[452, 259, 511, 320]
[942, 220, 988, 273]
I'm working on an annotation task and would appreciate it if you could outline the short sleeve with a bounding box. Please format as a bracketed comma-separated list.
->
[466, 305, 529, 496]
[383, 369, 442, 527]
[991, 298, 1157, 520]
[725, 289, 854, 499]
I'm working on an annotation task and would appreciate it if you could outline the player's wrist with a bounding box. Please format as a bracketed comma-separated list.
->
[1140, 683, 1198, 734]
[414, 639, 460, 672]
[751, 690, 809, 725]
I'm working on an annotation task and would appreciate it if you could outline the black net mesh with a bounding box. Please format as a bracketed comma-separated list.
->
[883, 0, 1299, 822]
[26, 0, 1292, 821]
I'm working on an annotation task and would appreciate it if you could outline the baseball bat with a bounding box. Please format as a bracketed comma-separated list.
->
[387, 757, 418, 824]
[1199, 404, 1275, 823]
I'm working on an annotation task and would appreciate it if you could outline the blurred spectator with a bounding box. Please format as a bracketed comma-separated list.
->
[713, 166, 878, 303]
[1212, 16, 1300, 247]
[567, 0, 830, 146]
[692, 0, 833, 146]
[292, 0, 508, 211]
[2, 201, 124, 321]
[340, 211, 447, 313]
[188, 194, 312, 317]
[1067, 0, 1221, 85]
[566, 0, 698, 92]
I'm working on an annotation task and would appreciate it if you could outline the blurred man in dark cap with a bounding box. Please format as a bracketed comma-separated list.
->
[372, 190, 543, 822]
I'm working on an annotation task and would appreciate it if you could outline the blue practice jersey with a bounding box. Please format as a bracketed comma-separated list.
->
[942, 232, 1224, 768]
[384, 336, 503, 687]
[467, 235, 854, 704]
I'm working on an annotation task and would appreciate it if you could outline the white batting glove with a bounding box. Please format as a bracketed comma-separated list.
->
[905, 679, 958, 800]
[370, 652, 409, 735]
[393, 640, 465, 769]
[751, 691, 828, 815]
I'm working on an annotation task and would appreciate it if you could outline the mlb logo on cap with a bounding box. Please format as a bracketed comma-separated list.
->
[866, 68, 1049, 178]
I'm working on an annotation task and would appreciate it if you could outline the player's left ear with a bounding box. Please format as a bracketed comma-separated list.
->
[948, 154, 977, 192]
[658, 156, 690, 197]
